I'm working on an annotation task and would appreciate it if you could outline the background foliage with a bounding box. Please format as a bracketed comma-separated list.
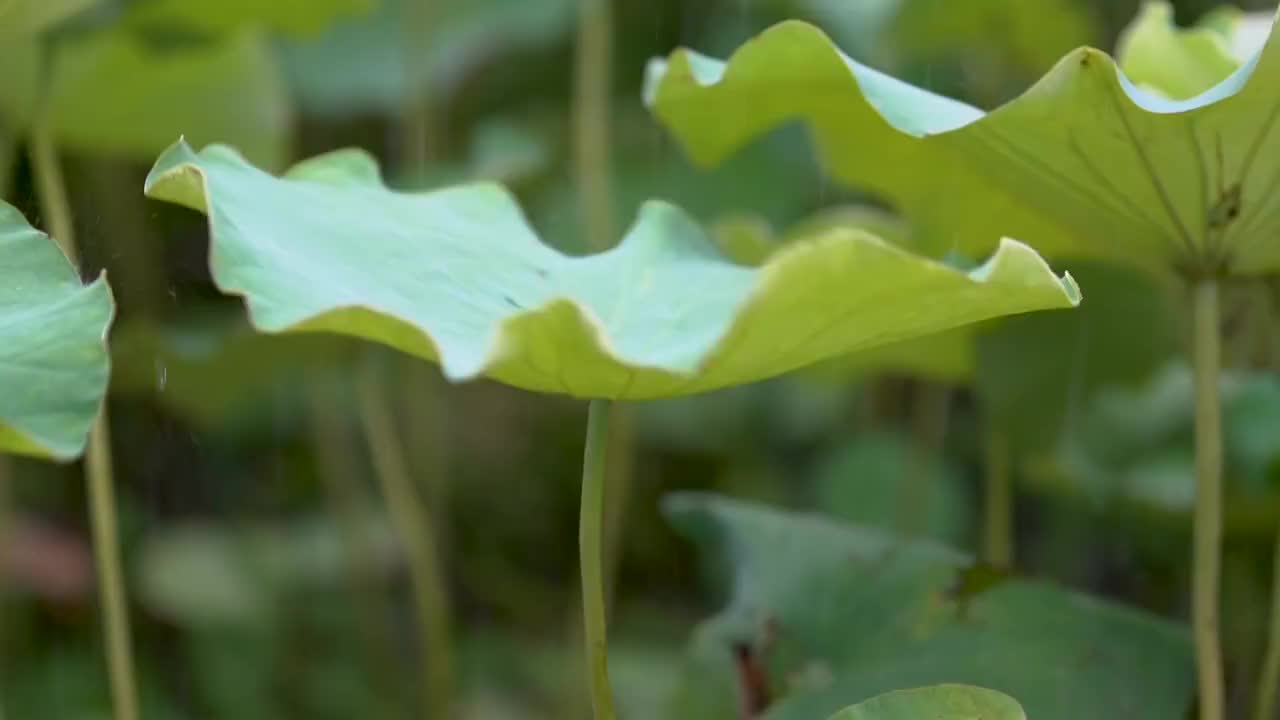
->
[3, 0, 1280, 718]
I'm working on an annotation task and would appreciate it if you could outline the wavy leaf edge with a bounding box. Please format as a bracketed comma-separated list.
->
[643, 5, 1279, 161]
[0, 202, 114, 461]
[143, 138, 1079, 399]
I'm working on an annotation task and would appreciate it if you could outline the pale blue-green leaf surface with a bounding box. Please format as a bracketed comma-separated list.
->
[0, 202, 113, 460]
[143, 140, 1079, 400]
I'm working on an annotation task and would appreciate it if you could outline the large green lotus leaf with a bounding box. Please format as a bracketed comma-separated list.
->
[126, 0, 373, 36]
[43, 28, 291, 167]
[0, 0, 95, 36]
[142, 140, 1079, 400]
[827, 685, 1024, 720]
[706, 206, 978, 382]
[645, 6, 1280, 276]
[277, 0, 575, 118]
[0, 202, 113, 461]
[663, 494, 1193, 720]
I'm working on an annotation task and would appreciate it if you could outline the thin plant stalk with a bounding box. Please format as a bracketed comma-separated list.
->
[1192, 279, 1225, 720]
[573, 0, 613, 254]
[30, 111, 141, 720]
[897, 384, 950, 536]
[565, 3, 629, 718]
[983, 428, 1013, 569]
[356, 367, 453, 718]
[0, 130, 14, 199]
[402, 0, 439, 171]
[307, 383, 402, 714]
[1256, 282, 1280, 720]
[1256, 527, 1280, 720]
[0, 457, 10, 720]
[580, 399, 619, 720]
[86, 418, 140, 720]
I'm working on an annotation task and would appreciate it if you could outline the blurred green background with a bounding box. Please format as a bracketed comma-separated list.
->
[4, 0, 1280, 718]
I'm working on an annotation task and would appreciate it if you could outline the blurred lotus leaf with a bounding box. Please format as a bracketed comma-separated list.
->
[277, 0, 575, 118]
[0, 201, 112, 461]
[0, 0, 96, 36]
[645, 5, 1280, 276]
[44, 27, 292, 167]
[826, 685, 1024, 720]
[111, 310, 357, 432]
[812, 431, 972, 548]
[143, 139, 1079, 400]
[663, 494, 1193, 720]
[138, 513, 399, 627]
[976, 261, 1181, 454]
[1042, 362, 1280, 532]
[126, 0, 374, 36]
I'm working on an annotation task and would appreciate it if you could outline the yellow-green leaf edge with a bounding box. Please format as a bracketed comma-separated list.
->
[143, 139, 1079, 401]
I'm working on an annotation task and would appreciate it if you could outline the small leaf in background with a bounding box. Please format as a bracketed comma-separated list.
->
[1116, 2, 1243, 100]
[0, 201, 113, 460]
[826, 684, 1025, 720]
[143, 140, 1079, 400]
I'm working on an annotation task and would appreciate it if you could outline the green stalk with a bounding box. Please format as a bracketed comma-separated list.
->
[356, 367, 453, 718]
[574, 0, 613, 254]
[565, 5, 627, 718]
[0, 129, 14, 199]
[0, 457, 10, 720]
[1192, 279, 1225, 720]
[29, 121, 77, 262]
[1256, 526, 1280, 720]
[897, 384, 950, 536]
[1256, 282, 1280, 720]
[30, 110, 140, 720]
[307, 383, 401, 714]
[580, 399, 619, 720]
[983, 428, 1013, 569]
[402, 0, 438, 172]
[86, 418, 140, 720]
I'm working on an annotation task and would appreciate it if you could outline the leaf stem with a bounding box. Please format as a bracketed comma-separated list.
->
[356, 366, 454, 718]
[0, 129, 14, 199]
[30, 104, 140, 720]
[308, 381, 402, 714]
[402, 0, 439, 173]
[29, 120, 77, 263]
[581, 399, 619, 720]
[574, 0, 613, 254]
[898, 384, 950, 536]
[983, 428, 1013, 569]
[1192, 278, 1225, 720]
[1256, 526, 1280, 720]
[86, 416, 141, 720]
